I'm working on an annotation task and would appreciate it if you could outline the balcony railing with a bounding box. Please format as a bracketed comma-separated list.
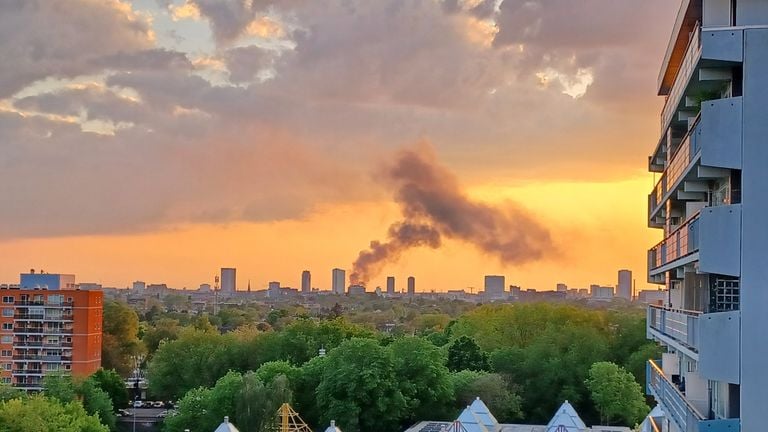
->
[649, 115, 702, 217]
[661, 22, 702, 132]
[647, 360, 740, 432]
[647, 359, 706, 432]
[648, 305, 700, 352]
[649, 215, 700, 270]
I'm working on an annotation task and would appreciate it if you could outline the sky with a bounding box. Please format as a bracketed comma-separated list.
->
[0, 0, 679, 292]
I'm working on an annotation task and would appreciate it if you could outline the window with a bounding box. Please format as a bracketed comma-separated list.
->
[0, 350, 11, 357]
[2, 364, 9, 371]
[1, 323, 11, 331]
[1, 336, 11, 344]
[0, 378, 10, 384]
[47, 295, 63, 305]
[1, 309, 12, 317]
[1, 297, 12, 304]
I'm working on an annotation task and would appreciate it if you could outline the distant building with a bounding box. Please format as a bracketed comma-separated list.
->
[509, 285, 521, 298]
[386, 276, 395, 295]
[590, 284, 613, 300]
[77, 283, 102, 291]
[132, 281, 146, 292]
[331, 268, 345, 295]
[617, 269, 632, 300]
[199, 283, 211, 292]
[637, 289, 666, 305]
[484, 275, 506, 299]
[301, 270, 311, 293]
[20, 272, 75, 290]
[348, 284, 366, 295]
[0, 274, 103, 391]
[556, 283, 568, 292]
[221, 268, 236, 293]
[407, 276, 415, 296]
[268, 281, 280, 296]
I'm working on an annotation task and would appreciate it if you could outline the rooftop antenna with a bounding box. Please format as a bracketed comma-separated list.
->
[214, 275, 220, 315]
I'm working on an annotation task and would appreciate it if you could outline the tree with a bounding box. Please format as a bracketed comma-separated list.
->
[164, 371, 292, 432]
[255, 361, 300, 386]
[90, 368, 130, 410]
[585, 362, 649, 426]
[449, 371, 522, 422]
[389, 337, 453, 422]
[142, 318, 182, 356]
[43, 372, 116, 430]
[102, 301, 143, 376]
[0, 395, 108, 432]
[447, 336, 489, 372]
[316, 338, 406, 432]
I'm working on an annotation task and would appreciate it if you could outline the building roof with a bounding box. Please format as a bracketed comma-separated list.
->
[213, 416, 240, 432]
[469, 397, 499, 429]
[324, 420, 342, 432]
[545, 401, 587, 432]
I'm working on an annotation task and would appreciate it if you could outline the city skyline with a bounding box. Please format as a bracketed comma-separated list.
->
[0, 0, 679, 295]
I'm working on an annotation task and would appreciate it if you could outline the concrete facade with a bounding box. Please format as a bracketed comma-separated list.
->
[644, 1, 768, 430]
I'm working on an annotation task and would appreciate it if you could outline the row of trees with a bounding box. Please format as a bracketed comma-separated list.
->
[144, 302, 658, 431]
[0, 368, 127, 431]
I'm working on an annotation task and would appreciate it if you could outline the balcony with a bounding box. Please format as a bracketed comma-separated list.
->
[13, 314, 44, 321]
[648, 214, 700, 275]
[648, 305, 700, 357]
[647, 360, 740, 432]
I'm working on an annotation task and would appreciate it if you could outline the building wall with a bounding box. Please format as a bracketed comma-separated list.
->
[407, 276, 415, 296]
[386, 276, 395, 295]
[331, 269, 345, 295]
[220, 268, 236, 293]
[19, 274, 76, 290]
[617, 270, 632, 300]
[739, 26, 768, 432]
[301, 271, 311, 293]
[70, 290, 102, 376]
[484, 276, 505, 298]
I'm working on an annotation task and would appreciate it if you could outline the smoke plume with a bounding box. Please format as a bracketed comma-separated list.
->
[350, 144, 553, 284]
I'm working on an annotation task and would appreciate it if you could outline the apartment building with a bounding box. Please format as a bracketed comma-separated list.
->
[644, 1, 768, 431]
[0, 277, 102, 390]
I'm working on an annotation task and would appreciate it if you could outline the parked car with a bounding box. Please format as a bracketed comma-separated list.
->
[118, 409, 132, 417]
[153, 401, 164, 408]
[133, 400, 143, 408]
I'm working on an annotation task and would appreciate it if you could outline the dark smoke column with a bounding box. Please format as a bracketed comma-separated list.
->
[350, 143, 553, 285]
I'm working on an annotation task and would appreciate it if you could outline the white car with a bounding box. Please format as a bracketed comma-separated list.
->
[133, 400, 143, 408]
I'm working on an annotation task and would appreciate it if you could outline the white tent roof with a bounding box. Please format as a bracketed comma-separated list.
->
[545, 401, 587, 432]
[469, 397, 499, 429]
[213, 416, 240, 432]
[456, 406, 491, 432]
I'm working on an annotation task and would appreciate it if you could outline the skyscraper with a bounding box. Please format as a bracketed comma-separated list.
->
[331, 268, 345, 295]
[484, 275, 505, 299]
[220, 268, 236, 293]
[386, 276, 395, 295]
[407, 276, 415, 296]
[301, 270, 311, 293]
[616, 269, 631, 300]
[643, 1, 761, 429]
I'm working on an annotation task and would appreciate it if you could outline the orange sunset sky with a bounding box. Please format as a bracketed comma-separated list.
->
[0, 0, 679, 292]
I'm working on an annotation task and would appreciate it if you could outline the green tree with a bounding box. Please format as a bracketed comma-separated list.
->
[316, 338, 406, 432]
[447, 336, 489, 372]
[102, 301, 143, 376]
[0, 395, 108, 432]
[449, 371, 522, 422]
[255, 361, 300, 386]
[43, 372, 116, 430]
[390, 337, 453, 422]
[90, 368, 130, 410]
[142, 318, 182, 355]
[585, 361, 649, 426]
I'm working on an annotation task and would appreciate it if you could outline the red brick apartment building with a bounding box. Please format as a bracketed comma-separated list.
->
[0, 279, 102, 390]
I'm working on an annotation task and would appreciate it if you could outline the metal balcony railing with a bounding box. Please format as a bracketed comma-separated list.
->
[648, 305, 700, 352]
[649, 215, 700, 270]
[647, 359, 705, 432]
[661, 22, 702, 132]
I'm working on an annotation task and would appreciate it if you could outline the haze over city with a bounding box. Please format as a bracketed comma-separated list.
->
[0, 0, 680, 291]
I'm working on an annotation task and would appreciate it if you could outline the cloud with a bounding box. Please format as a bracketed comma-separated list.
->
[0, 0, 154, 98]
